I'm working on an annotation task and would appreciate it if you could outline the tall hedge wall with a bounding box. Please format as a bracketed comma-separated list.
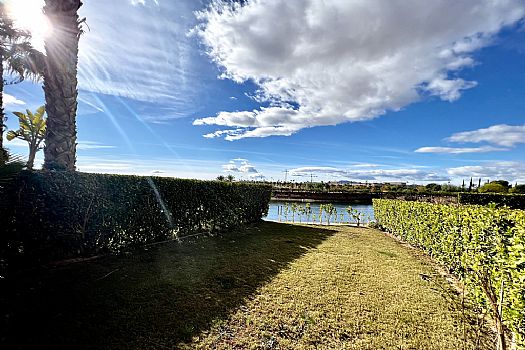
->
[458, 192, 525, 209]
[0, 171, 271, 271]
[373, 199, 525, 348]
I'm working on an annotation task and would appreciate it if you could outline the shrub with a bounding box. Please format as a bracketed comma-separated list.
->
[373, 199, 525, 349]
[0, 171, 271, 272]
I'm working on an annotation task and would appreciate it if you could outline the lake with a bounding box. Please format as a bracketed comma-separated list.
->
[265, 200, 375, 224]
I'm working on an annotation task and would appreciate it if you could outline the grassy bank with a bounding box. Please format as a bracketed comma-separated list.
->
[1, 222, 493, 349]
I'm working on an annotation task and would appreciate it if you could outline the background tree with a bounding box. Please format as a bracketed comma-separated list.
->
[510, 184, 525, 194]
[6, 106, 46, 170]
[478, 182, 509, 194]
[441, 183, 462, 193]
[226, 174, 235, 182]
[42, 0, 83, 171]
[490, 180, 510, 189]
[416, 185, 428, 194]
[0, 4, 45, 163]
[216, 175, 225, 181]
[426, 183, 442, 192]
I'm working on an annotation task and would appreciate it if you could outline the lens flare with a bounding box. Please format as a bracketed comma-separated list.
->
[5, 0, 51, 52]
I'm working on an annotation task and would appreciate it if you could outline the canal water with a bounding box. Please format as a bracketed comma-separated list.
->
[265, 200, 375, 224]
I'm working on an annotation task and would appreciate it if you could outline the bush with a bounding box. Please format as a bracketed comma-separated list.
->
[0, 171, 271, 272]
[373, 199, 525, 348]
[458, 192, 525, 209]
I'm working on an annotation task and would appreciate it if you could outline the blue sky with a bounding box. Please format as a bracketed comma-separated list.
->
[3, 0, 525, 183]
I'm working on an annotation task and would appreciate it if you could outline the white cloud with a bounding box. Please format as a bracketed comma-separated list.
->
[290, 166, 448, 182]
[3, 93, 26, 108]
[222, 158, 262, 177]
[193, 0, 525, 139]
[424, 75, 477, 102]
[76, 141, 116, 150]
[415, 146, 508, 154]
[447, 124, 525, 147]
[349, 163, 381, 168]
[223, 162, 238, 172]
[447, 161, 525, 182]
[130, 0, 159, 7]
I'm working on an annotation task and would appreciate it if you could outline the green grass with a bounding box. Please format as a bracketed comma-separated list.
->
[0, 222, 494, 349]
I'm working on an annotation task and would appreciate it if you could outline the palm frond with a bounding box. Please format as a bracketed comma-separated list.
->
[3, 43, 45, 83]
[1, 4, 45, 85]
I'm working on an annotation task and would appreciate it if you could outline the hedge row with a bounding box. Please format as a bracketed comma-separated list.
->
[373, 199, 525, 348]
[458, 192, 525, 209]
[0, 171, 272, 272]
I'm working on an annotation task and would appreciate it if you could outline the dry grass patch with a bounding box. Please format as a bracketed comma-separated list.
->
[185, 225, 493, 349]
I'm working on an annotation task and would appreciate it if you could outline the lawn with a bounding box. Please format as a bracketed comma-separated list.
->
[0, 222, 494, 349]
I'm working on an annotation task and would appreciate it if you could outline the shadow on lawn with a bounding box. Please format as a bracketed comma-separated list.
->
[0, 221, 334, 349]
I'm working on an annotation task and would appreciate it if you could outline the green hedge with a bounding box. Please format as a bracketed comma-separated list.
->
[0, 171, 271, 271]
[373, 199, 525, 348]
[458, 192, 525, 209]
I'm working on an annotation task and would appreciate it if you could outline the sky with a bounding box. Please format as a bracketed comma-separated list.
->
[2, 0, 525, 184]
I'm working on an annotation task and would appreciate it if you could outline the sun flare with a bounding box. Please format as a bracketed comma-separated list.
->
[5, 0, 51, 52]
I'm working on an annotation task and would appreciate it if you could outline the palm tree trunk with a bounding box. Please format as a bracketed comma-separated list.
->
[42, 0, 83, 171]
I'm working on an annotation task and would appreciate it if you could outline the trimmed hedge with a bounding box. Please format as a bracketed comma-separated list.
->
[0, 171, 271, 271]
[458, 192, 525, 209]
[373, 199, 525, 348]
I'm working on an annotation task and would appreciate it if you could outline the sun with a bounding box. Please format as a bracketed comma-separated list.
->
[5, 0, 52, 52]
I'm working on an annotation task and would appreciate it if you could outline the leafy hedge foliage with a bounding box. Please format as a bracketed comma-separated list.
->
[0, 171, 271, 271]
[373, 199, 525, 348]
[458, 192, 525, 209]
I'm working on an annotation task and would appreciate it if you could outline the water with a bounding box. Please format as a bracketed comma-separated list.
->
[265, 200, 375, 224]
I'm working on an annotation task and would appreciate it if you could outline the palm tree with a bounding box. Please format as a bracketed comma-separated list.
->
[42, 0, 83, 171]
[0, 4, 45, 163]
[6, 106, 46, 170]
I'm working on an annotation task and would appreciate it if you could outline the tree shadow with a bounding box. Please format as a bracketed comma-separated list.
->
[0, 222, 335, 349]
